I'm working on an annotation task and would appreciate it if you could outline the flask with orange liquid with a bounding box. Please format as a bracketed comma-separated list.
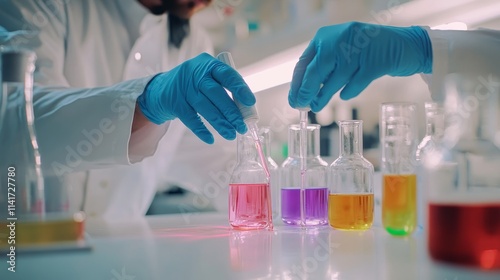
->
[329, 120, 374, 231]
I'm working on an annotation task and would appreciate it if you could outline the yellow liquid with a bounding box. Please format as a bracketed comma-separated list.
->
[0, 218, 85, 246]
[328, 194, 374, 230]
[382, 174, 416, 236]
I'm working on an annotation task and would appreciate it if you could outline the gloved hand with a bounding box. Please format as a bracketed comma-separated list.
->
[138, 53, 255, 144]
[289, 22, 432, 112]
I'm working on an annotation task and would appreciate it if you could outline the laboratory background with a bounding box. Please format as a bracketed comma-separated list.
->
[1, 0, 500, 279]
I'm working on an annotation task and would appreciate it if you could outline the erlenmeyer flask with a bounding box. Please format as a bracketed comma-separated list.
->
[229, 132, 272, 230]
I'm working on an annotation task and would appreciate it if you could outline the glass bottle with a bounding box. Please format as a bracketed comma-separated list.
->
[259, 127, 280, 221]
[329, 120, 374, 231]
[425, 74, 500, 269]
[229, 132, 272, 230]
[280, 124, 328, 226]
[380, 102, 418, 236]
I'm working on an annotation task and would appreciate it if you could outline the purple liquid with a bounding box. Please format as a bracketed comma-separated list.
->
[281, 187, 329, 226]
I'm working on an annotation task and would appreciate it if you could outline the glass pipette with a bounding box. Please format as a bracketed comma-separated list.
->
[216, 52, 270, 180]
[298, 108, 309, 228]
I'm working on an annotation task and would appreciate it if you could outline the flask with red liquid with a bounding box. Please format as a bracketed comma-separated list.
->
[424, 74, 500, 270]
[229, 132, 272, 230]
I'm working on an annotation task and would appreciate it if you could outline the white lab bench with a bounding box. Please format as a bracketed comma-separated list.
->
[4, 211, 500, 280]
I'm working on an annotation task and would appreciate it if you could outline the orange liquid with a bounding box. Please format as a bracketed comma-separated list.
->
[0, 217, 84, 246]
[382, 174, 416, 236]
[329, 194, 374, 230]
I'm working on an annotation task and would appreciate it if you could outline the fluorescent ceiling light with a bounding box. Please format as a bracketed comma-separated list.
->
[431, 22, 468, 30]
[243, 60, 297, 93]
[241, 42, 308, 93]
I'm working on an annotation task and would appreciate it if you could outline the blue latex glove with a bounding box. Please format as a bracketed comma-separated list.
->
[289, 22, 432, 112]
[138, 53, 255, 144]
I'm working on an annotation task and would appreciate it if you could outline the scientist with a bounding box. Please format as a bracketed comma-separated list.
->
[0, 0, 250, 218]
[288, 22, 500, 110]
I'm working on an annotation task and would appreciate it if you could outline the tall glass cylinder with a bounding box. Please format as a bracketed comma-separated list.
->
[329, 120, 374, 230]
[0, 49, 45, 222]
[0, 49, 85, 247]
[280, 124, 328, 226]
[229, 132, 272, 230]
[380, 102, 418, 236]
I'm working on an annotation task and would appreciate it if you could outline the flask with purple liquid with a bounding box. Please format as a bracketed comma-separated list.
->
[280, 124, 329, 226]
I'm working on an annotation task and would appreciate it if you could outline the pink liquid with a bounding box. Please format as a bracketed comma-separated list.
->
[229, 183, 272, 230]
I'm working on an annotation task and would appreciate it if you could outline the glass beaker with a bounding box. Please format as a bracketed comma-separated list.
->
[0, 49, 85, 247]
[229, 132, 272, 230]
[259, 127, 280, 221]
[329, 120, 374, 230]
[425, 74, 500, 269]
[280, 124, 328, 226]
[380, 102, 418, 236]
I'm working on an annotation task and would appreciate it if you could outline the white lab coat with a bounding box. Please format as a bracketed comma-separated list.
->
[0, 0, 235, 220]
[423, 28, 500, 100]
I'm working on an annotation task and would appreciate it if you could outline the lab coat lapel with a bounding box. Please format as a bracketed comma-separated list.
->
[122, 14, 167, 80]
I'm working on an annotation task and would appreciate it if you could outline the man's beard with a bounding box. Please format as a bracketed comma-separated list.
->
[149, 0, 196, 16]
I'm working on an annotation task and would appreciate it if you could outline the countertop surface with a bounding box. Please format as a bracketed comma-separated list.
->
[3, 212, 500, 280]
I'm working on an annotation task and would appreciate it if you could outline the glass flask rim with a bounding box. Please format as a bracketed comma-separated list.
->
[380, 101, 417, 107]
[288, 123, 320, 131]
[336, 119, 363, 125]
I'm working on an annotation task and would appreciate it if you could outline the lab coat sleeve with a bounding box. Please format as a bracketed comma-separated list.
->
[422, 27, 500, 100]
[31, 77, 158, 176]
[0, 0, 169, 174]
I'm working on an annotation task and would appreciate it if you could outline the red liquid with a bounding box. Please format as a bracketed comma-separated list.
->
[428, 203, 500, 269]
[229, 183, 272, 230]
